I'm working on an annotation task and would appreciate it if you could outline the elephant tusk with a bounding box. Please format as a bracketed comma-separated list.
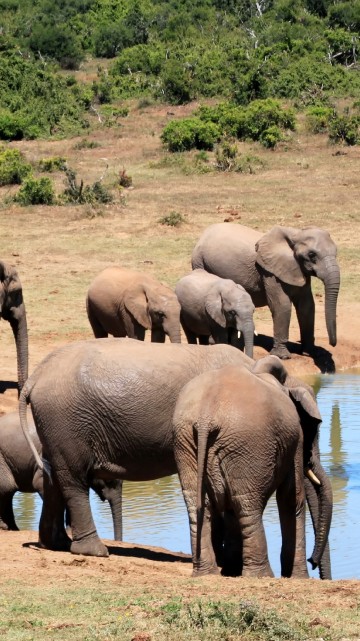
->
[254, 329, 258, 336]
[238, 330, 241, 339]
[305, 467, 321, 486]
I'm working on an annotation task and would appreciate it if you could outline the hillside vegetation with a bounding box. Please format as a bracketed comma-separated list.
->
[0, 0, 360, 141]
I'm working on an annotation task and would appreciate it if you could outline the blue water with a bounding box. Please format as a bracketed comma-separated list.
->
[13, 372, 360, 579]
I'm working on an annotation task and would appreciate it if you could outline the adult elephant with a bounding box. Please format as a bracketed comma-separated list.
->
[19, 339, 255, 557]
[0, 261, 28, 390]
[192, 223, 340, 360]
[175, 269, 255, 358]
[86, 267, 181, 343]
[173, 356, 332, 579]
[0, 410, 123, 540]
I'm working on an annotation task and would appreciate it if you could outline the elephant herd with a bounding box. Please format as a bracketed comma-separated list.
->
[0, 221, 340, 580]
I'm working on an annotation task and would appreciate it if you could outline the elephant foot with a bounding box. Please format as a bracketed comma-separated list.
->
[270, 346, 291, 360]
[70, 536, 109, 558]
[192, 565, 220, 577]
[38, 529, 71, 552]
[242, 565, 274, 578]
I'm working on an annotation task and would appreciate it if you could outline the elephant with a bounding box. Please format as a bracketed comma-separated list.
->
[192, 223, 340, 360]
[175, 269, 255, 358]
[86, 267, 182, 343]
[19, 338, 255, 557]
[173, 355, 333, 579]
[0, 261, 28, 390]
[0, 410, 123, 540]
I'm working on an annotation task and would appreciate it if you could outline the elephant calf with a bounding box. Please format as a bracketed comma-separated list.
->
[173, 357, 332, 579]
[86, 266, 181, 343]
[0, 410, 123, 539]
[175, 269, 255, 358]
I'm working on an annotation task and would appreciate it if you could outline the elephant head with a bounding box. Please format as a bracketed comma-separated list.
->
[124, 282, 181, 343]
[255, 226, 340, 347]
[205, 281, 255, 358]
[0, 261, 28, 391]
[252, 355, 332, 578]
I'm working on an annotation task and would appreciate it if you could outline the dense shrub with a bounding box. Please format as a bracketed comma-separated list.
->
[0, 148, 32, 185]
[38, 157, 67, 172]
[28, 24, 84, 70]
[259, 125, 283, 148]
[15, 176, 55, 205]
[161, 118, 221, 152]
[328, 114, 360, 145]
[305, 106, 334, 133]
[61, 168, 113, 204]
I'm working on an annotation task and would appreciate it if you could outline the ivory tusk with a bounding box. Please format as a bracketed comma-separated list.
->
[254, 329, 258, 336]
[237, 330, 241, 339]
[305, 468, 321, 486]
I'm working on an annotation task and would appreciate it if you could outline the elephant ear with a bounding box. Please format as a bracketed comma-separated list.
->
[255, 226, 306, 287]
[288, 385, 322, 424]
[124, 284, 151, 329]
[0, 261, 12, 285]
[205, 286, 226, 328]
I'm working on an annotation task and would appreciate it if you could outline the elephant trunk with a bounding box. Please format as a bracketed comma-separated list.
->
[304, 477, 332, 579]
[318, 256, 340, 348]
[108, 484, 123, 541]
[9, 306, 29, 391]
[238, 319, 255, 359]
[166, 323, 182, 344]
[306, 445, 333, 574]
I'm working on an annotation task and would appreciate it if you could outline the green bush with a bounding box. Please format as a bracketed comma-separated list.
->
[305, 106, 334, 133]
[158, 211, 185, 227]
[28, 23, 84, 70]
[61, 168, 113, 204]
[259, 125, 283, 148]
[160, 60, 193, 105]
[15, 176, 55, 205]
[161, 118, 221, 152]
[0, 148, 32, 185]
[38, 157, 67, 172]
[328, 114, 360, 145]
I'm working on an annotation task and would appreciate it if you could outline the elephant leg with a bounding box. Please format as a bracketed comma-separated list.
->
[151, 327, 165, 343]
[263, 275, 292, 359]
[0, 492, 18, 531]
[39, 472, 71, 551]
[276, 463, 308, 578]
[221, 510, 243, 577]
[231, 495, 273, 577]
[198, 335, 210, 345]
[181, 324, 198, 344]
[61, 477, 109, 557]
[32, 469, 44, 497]
[293, 285, 315, 354]
[88, 313, 108, 339]
[132, 322, 146, 341]
[176, 451, 219, 576]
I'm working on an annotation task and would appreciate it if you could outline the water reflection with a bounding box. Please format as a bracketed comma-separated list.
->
[11, 373, 360, 580]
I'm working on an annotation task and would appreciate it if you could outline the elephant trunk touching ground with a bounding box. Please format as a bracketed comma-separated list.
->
[317, 256, 340, 348]
[8, 303, 29, 392]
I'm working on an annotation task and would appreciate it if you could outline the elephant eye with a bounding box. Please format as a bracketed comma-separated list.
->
[308, 251, 317, 263]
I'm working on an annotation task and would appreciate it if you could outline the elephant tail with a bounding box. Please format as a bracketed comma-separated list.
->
[195, 419, 211, 561]
[19, 380, 44, 472]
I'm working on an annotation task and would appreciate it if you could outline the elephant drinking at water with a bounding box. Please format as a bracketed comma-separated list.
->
[173, 357, 332, 579]
[192, 224, 340, 360]
[19, 340, 329, 578]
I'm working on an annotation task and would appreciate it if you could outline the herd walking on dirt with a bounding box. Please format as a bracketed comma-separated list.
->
[0, 222, 340, 579]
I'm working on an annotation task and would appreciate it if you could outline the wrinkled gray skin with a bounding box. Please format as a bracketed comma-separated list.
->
[173, 356, 333, 579]
[86, 267, 182, 344]
[175, 269, 255, 358]
[0, 261, 28, 391]
[19, 339, 254, 557]
[192, 224, 340, 360]
[0, 410, 123, 540]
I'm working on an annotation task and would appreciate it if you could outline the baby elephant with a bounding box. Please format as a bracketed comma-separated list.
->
[0, 411, 123, 539]
[86, 266, 181, 343]
[175, 269, 255, 358]
[173, 358, 332, 579]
